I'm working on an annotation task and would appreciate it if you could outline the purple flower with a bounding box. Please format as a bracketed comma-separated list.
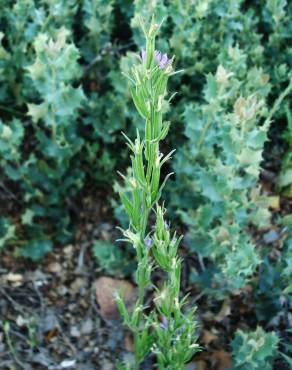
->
[144, 237, 153, 249]
[154, 50, 172, 69]
[154, 50, 162, 61]
[160, 316, 168, 330]
[141, 49, 172, 69]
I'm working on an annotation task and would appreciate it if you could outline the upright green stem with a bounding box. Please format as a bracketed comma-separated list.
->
[116, 19, 199, 370]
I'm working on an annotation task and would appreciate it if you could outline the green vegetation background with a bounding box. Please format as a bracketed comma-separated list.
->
[0, 0, 291, 367]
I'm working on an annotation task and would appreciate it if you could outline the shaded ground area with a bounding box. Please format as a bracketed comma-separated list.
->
[0, 186, 291, 370]
[0, 254, 121, 370]
[0, 199, 127, 369]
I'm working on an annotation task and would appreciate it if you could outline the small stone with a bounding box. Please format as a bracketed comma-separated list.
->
[57, 286, 68, 296]
[40, 311, 59, 333]
[80, 298, 89, 309]
[6, 273, 23, 283]
[70, 326, 80, 338]
[95, 277, 137, 320]
[60, 359, 76, 368]
[47, 262, 62, 274]
[81, 319, 93, 335]
[70, 277, 87, 295]
[86, 223, 93, 232]
[16, 315, 30, 327]
[64, 245, 74, 255]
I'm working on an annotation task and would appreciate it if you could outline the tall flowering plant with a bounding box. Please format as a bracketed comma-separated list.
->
[116, 19, 199, 370]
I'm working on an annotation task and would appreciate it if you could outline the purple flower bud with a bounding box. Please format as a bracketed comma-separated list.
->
[144, 237, 153, 249]
[160, 316, 168, 330]
[160, 53, 169, 68]
[154, 49, 172, 69]
[154, 50, 162, 61]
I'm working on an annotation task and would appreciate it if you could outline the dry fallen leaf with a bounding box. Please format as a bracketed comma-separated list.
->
[211, 349, 233, 370]
[47, 262, 62, 274]
[269, 196, 280, 210]
[70, 277, 88, 295]
[95, 277, 137, 320]
[201, 329, 219, 346]
[124, 332, 134, 352]
[215, 299, 231, 322]
[187, 353, 210, 370]
[45, 327, 59, 343]
[6, 273, 23, 283]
